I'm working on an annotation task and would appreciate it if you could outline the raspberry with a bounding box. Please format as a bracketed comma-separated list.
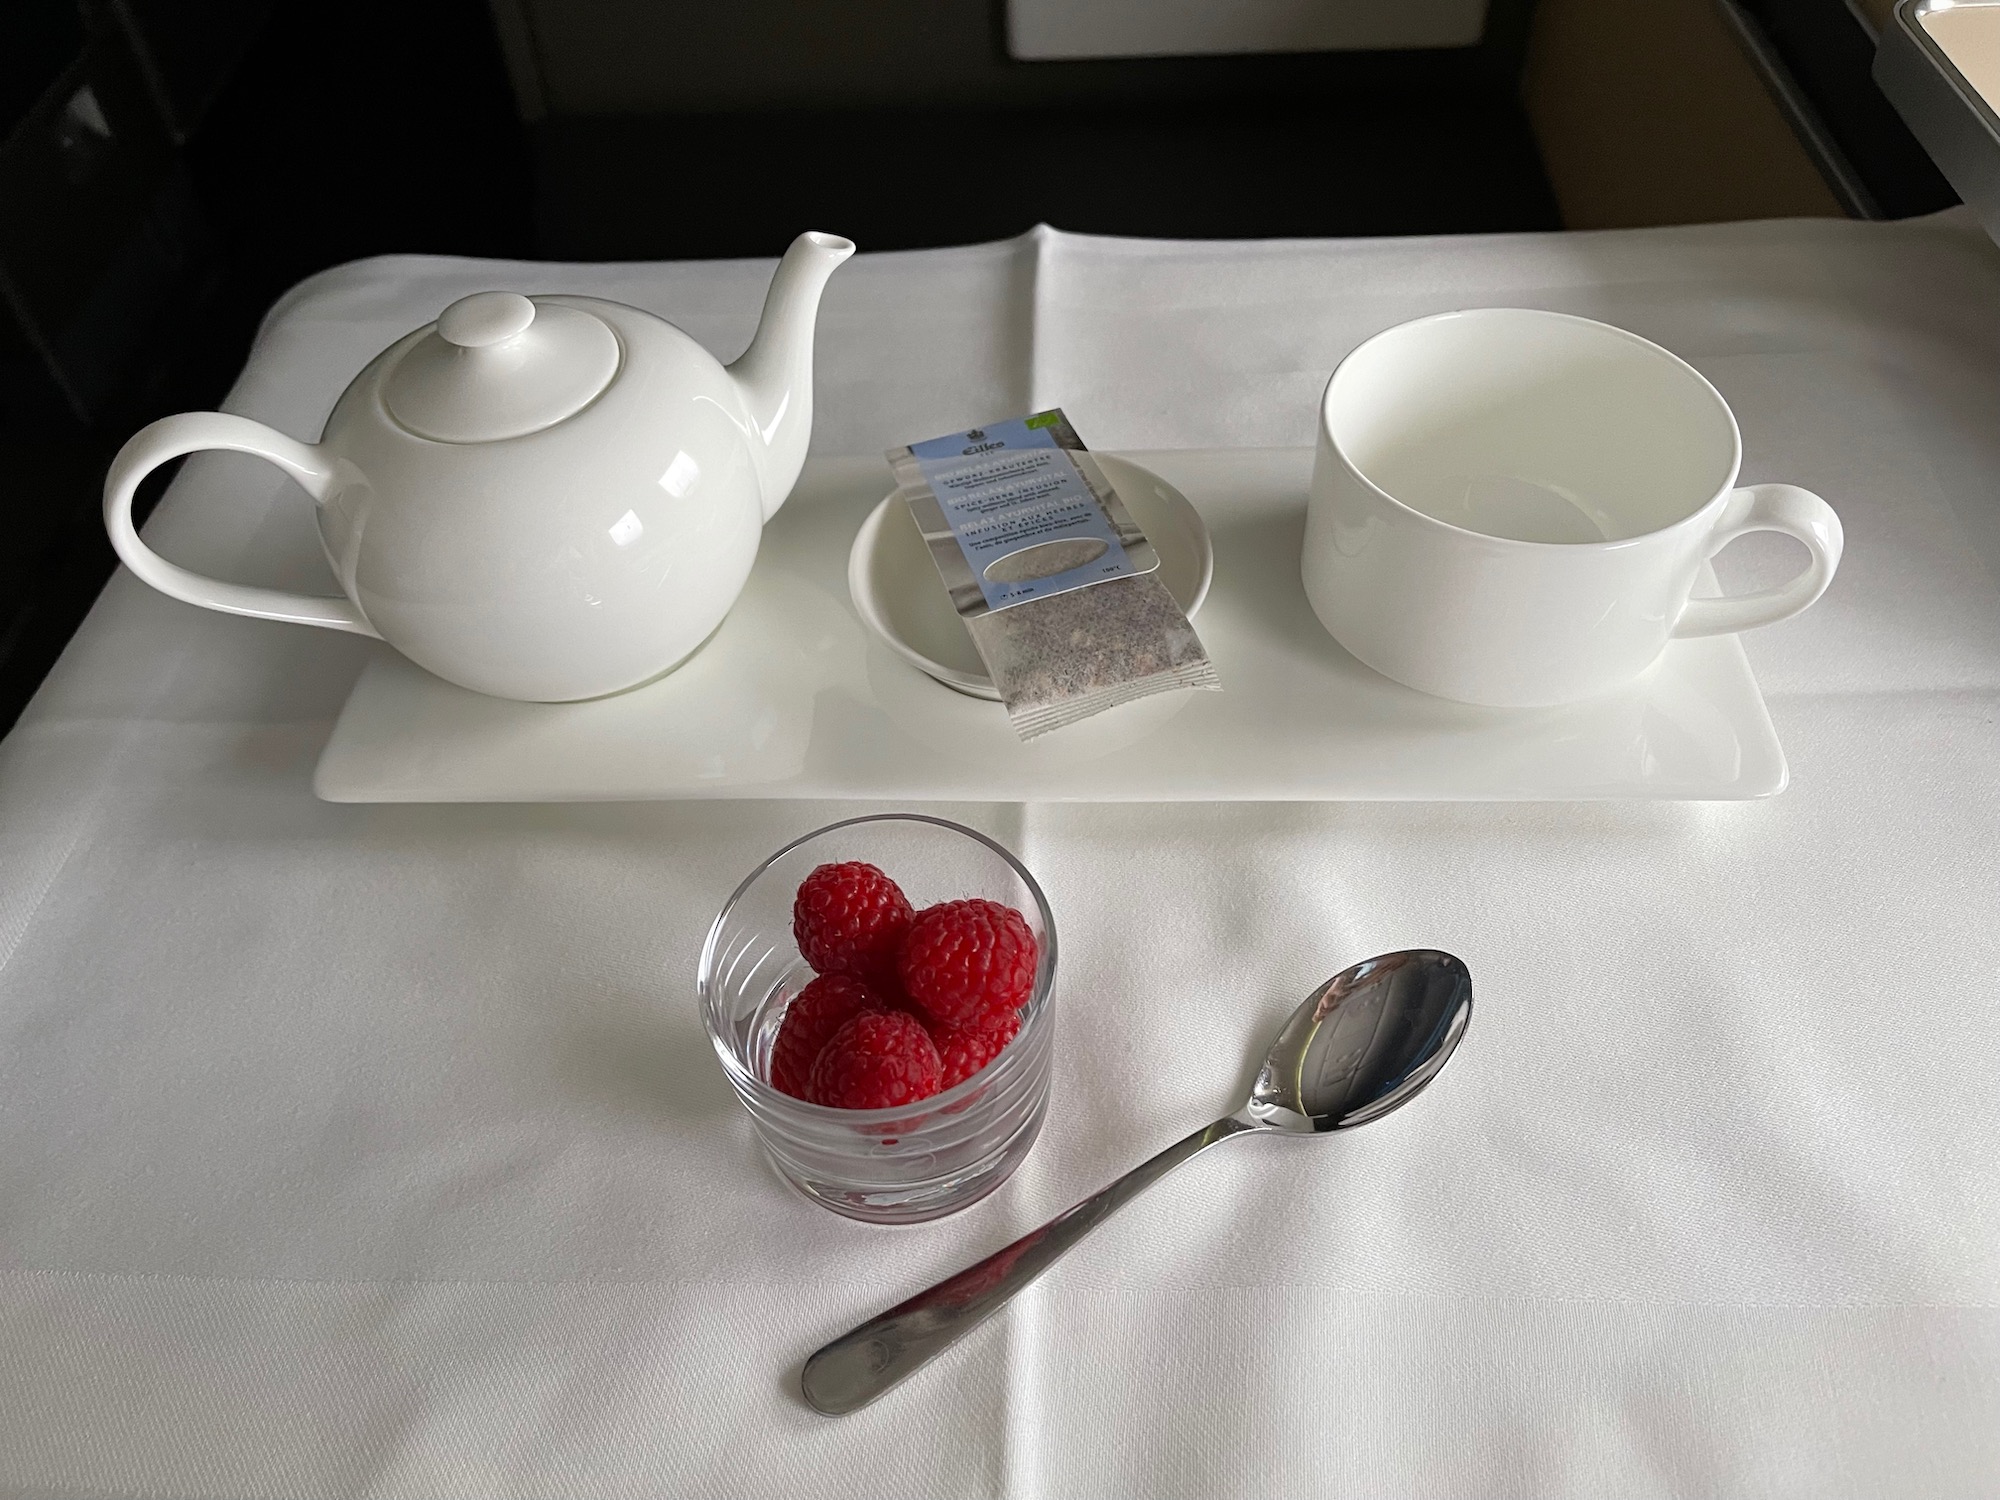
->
[897, 899, 1038, 1028]
[934, 1008, 1022, 1091]
[793, 862, 913, 990]
[768, 974, 885, 1099]
[808, 1010, 942, 1110]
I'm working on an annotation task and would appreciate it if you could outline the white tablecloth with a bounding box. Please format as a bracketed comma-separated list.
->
[3, 214, 2000, 1499]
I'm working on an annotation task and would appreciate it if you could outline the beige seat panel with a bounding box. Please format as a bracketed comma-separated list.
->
[1525, 0, 1846, 227]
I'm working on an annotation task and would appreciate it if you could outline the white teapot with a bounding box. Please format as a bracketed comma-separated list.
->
[104, 231, 855, 701]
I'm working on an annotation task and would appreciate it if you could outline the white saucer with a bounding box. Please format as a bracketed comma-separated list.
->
[847, 453, 1215, 700]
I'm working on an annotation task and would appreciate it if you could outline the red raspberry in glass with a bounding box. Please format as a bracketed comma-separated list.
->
[768, 974, 885, 1100]
[807, 1010, 943, 1110]
[792, 861, 913, 991]
[933, 1008, 1022, 1091]
[897, 898, 1038, 1029]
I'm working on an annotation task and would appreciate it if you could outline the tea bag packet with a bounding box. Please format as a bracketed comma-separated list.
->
[888, 410, 1219, 738]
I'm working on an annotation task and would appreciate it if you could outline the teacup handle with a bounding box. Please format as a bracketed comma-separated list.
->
[103, 412, 379, 636]
[1672, 483, 1843, 639]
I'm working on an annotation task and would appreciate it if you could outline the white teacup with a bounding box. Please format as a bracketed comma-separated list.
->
[1302, 308, 1843, 708]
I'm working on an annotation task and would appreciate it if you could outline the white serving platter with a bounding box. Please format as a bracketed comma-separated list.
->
[313, 449, 1786, 803]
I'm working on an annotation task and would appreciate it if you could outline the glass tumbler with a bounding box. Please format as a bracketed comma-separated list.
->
[698, 814, 1058, 1224]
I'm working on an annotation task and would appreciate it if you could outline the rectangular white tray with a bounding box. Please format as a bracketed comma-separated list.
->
[313, 449, 1786, 803]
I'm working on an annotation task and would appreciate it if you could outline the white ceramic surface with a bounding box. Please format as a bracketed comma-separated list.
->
[313, 449, 1786, 802]
[848, 453, 1215, 700]
[1303, 308, 1844, 708]
[101, 232, 855, 702]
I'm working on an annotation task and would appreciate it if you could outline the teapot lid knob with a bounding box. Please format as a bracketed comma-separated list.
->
[384, 293, 620, 444]
[437, 291, 537, 348]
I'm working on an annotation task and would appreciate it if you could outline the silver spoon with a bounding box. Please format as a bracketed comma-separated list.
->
[801, 948, 1473, 1415]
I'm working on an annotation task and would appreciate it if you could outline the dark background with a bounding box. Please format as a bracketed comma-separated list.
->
[0, 0, 1953, 734]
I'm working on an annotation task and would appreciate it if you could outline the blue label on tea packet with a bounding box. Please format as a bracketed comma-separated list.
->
[907, 416, 1138, 612]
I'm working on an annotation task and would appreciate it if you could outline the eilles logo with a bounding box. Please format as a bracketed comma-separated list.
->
[961, 425, 1004, 456]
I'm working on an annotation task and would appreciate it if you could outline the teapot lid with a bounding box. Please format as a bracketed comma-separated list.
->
[383, 292, 620, 444]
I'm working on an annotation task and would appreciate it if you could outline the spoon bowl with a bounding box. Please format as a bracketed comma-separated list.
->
[1248, 949, 1472, 1133]
[801, 948, 1472, 1414]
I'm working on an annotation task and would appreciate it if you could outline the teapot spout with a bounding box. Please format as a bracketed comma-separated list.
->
[727, 231, 855, 520]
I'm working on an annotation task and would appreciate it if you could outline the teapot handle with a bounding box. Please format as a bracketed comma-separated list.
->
[103, 413, 379, 636]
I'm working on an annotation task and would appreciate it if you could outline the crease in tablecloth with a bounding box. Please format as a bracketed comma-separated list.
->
[4, 213, 2000, 1499]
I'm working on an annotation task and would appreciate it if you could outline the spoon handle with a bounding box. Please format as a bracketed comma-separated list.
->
[801, 1114, 1255, 1414]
